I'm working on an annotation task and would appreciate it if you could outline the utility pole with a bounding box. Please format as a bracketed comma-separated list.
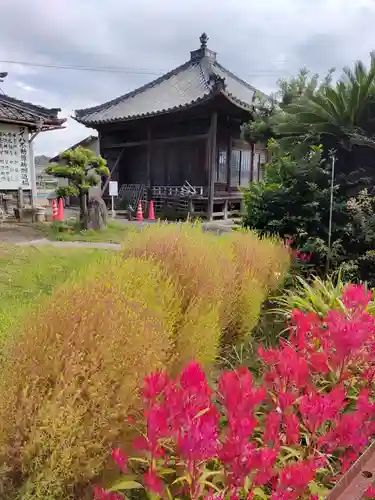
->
[326, 151, 336, 274]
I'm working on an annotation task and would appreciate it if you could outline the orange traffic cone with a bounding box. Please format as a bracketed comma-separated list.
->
[57, 198, 64, 221]
[52, 199, 58, 221]
[136, 200, 143, 222]
[148, 199, 156, 221]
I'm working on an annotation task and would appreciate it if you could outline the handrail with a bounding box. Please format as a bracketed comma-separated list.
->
[326, 441, 375, 500]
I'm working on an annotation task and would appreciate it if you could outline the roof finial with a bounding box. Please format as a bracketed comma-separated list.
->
[200, 33, 208, 49]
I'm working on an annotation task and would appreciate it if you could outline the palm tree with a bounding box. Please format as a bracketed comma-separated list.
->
[275, 52, 375, 153]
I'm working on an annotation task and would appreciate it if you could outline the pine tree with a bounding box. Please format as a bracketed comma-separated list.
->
[45, 146, 109, 229]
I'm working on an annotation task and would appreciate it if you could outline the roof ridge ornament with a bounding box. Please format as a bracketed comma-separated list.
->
[200, 33, 208, 49]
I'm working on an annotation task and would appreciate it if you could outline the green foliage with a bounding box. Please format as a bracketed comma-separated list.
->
[276, 53, 375, 153]
[243, 143, 346, 255]
[46, 146, 110, 228]
[41, 219, 132, 243]
[0, 245, 104, 348]
[273, 270, 349, 319]
[45, 146, 109, 197]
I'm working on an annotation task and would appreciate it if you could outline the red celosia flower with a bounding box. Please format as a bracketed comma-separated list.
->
[284, 413, 300, 445]
[180, 360, 210, 392]
[364, 484, 375, 498]
[143, 468, 164, 495]
[299, 386, 346, 433]
[342, 283, 372, 311]
[143, 370, 169, 401]
[325, 308, 375, 361]
[95, 284, 375, 499]
[309, 351, 330, 374]
[93, 487, 123, 500]
[264, 410, 282, 445]
[292, 249, 313, 263]
[277, 459, 317, 495]
[253, 447, 278, 485]
[285, 237, 294, 248]
[111, 447, 128, 473]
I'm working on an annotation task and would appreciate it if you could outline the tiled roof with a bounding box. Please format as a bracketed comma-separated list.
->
[0, 94, 65, 128]
[75, 36, 260, 125]
[49, 135, 98, 162]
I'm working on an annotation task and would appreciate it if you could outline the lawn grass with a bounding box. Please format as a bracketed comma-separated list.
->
[39, 220, 132, 243]
[0, 244, 107, 344]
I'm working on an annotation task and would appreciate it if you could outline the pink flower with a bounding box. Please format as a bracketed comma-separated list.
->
[292, 249, 312, 263]
[284, 413, 300, 445]
[111, 447, 128, 473]
[364, 484, 375, 498]
[93, 487, 123, 500]
[143, 468, 164, 495]
[143, 370, 169, 401]
[264, 411, 282, 444]
[180, 360, 210, 392]
[277, 459, 316, 494]
[299, 387, 345, 433]
[342, 284, 372, 311]
[253, 447, 277, 485]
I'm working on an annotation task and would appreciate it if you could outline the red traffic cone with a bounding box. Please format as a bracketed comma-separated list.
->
[136, 200, 143, 222]
[148, 199, 156, 221]
[57, 198, 64, 221]
[52, 199, 58, 221]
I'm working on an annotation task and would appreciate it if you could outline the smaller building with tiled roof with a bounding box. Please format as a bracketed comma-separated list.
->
[0, 88, 65, 204]
[0, 94, 65, 130]
[75, 34, 267, 220]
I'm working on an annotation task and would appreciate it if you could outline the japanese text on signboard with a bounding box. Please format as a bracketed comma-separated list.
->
[0, 124, 30, 190]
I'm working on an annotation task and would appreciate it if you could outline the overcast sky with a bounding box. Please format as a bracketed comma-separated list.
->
[1, 0, 374, 156]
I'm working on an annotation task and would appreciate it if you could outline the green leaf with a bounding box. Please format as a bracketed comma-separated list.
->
[253, 486, 269, 499]
[109, 479, 144, 492]
[172, 475, 191, 486]
[309, 480, 330, 499]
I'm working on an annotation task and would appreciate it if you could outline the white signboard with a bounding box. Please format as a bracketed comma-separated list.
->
[0, 123, 30, 190]
[109, 180, 118, 197]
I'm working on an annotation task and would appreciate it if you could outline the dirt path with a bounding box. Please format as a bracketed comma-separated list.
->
[0, 224, 42, 243]
[17, 239, 121, 250]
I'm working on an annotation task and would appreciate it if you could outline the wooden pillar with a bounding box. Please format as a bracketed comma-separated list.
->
[207, 112, 218, 221]
[226, 126, 232, 192]
[147, 127, 152, 188]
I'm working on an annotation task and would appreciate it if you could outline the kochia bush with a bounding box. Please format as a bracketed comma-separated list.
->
[98, 284, 375, 500]
[0, 256, 181, 500]
[124, 223, 290, 356]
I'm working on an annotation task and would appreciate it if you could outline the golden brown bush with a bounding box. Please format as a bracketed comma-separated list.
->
[219, 229, 291, 344]
[123, 223, 235, 369]
[0, 255, 180, 500]
[123, 223, 290, 351]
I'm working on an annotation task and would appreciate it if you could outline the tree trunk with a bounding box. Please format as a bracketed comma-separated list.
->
[79, 191, 89, 229]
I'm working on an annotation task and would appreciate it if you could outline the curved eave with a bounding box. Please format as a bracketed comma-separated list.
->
[74, 89, 253, 127]
[0, 117, 66, 130]
[219, 89, 254, 113]
[73, 92, 214, 126]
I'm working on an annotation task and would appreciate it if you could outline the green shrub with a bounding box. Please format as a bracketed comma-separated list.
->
[272, 269, 375, 320]
[0, 255, 181, 499]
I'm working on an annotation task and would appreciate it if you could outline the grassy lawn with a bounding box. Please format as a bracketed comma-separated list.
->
[39, 220, 132, 243]
[0, 244, 107, 344]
